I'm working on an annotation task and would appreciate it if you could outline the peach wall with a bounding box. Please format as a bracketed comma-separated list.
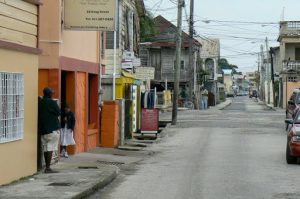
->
[60, 31, 99, 64]
[38, 0, 61, 69]
[283, 81, 300, 109]
[0, 49, 38, 185]
[39, 0, 61, 41]
[39, 43, 60, 69]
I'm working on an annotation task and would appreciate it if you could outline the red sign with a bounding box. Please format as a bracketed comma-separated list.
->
[141, 109, 159, 132]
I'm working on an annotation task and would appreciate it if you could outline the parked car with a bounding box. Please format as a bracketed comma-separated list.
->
[286, 89, 300, 120]
[226, 90, 235, 98]
[285, 111, 300, 164]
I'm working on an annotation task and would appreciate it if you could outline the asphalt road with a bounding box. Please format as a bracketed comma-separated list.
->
[89, 97, 300, 199]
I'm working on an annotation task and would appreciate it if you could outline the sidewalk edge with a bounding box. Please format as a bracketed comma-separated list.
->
[218, 99, 232, 110]
[72, 169, 118, 199]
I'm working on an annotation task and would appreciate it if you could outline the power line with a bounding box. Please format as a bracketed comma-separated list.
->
[193, 16, 278, 25]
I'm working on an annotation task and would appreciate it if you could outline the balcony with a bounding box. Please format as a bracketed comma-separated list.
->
[279, 21, 300, 37]
[282, 60, 300, 73]
[158, 70, 189, 82]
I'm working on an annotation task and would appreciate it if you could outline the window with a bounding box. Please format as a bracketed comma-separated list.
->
[180, 60, 185, 70]
[295, 48, 300, 60]
[0, 72, 24, 143]
[173, 60, 185, 70]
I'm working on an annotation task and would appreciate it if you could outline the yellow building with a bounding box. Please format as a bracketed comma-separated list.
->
[0, 0, 41, 185]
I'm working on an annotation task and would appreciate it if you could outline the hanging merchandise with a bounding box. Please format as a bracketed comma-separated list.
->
[140, 88, 159, 137]
[132, 85, 138, 133]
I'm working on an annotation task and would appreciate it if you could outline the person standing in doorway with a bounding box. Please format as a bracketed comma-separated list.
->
[39, 87, 60, 173]
[60, 105, 76, 158]
[201, 89, 208, 110]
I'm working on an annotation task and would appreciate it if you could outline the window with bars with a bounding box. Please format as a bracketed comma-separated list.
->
[0, 72, 24, 143]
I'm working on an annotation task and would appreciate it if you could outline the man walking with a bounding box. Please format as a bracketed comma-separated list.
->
[39, 87, 61, 173]
[201, 89, 208, 110]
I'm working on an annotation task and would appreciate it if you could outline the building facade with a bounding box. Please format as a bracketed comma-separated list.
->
[0, 0, 42, 185]
[38, 0, 102, 154]
[278, 21, 300, 108]
[197, 37, 221, 105]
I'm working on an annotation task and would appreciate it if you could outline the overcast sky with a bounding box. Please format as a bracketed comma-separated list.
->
[144, 0, 300, 73]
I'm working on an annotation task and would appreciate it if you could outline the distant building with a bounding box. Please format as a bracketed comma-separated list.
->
[277, 21, 300, 108]
[223, 69, 233, 94]
[197, 37, 221, 105]
[140, 15, 201, 100]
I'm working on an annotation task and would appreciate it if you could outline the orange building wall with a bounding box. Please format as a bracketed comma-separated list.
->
[38, 69, 60, 99]
[101, 101, 119, 148]
[66, 72, 75, 112]
[87, 75, 99, 151]
[75, 72, 87, 153]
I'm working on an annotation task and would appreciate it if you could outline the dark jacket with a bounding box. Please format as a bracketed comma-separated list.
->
[39, 97, 60, 135]
[61, 111, 75, 131]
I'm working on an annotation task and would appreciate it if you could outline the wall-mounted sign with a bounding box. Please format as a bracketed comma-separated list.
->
[123, 51, 135, 60]
[122, 62, 133, 69]
[135, 67, 155, 80]
[132, 58, 141, 67]
[64, 0, 116, 31]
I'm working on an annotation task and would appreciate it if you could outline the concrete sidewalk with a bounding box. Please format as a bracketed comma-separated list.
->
[0, 148, 147, 199]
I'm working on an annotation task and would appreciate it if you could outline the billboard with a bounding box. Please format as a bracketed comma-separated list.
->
[135, 67, 155, 80]
[64, 0, 116, 31]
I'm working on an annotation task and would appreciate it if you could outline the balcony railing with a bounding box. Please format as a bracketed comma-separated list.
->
[282, 60, 300, 73]
[280, 21, 300, 36]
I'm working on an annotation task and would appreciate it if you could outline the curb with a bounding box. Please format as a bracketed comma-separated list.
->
[216, 99, 232, 110]
[72, 169, 118, 199]
[219, 101, 232, 110]
[265, 104, 276, 111]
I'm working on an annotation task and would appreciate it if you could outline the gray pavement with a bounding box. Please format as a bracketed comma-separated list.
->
[88, 96, 298, 199]
[0, 148, 149, 199]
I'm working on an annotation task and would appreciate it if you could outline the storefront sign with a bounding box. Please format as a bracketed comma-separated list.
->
[141, 109, 158, 132]
[135, 67, 155, 80]
[64, 0, 116, 31]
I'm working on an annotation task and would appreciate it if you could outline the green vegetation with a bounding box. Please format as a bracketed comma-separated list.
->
[140, 11, 157, 42]
[218, 58, 239, 74]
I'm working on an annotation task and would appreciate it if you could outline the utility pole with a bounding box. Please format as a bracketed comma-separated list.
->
[265, 37, 271, 105]
[269, 47, 276, 107]
[172, 0, 184, 125]
[260, 45, 264, 101]
[257, 53, 260, 94]
[188, 0, 194, 101]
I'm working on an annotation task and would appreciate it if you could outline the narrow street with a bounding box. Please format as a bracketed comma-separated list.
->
[88, 97, 300, 199]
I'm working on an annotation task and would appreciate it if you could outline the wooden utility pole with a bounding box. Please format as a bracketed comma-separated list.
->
[260, 45, 264, 101]
[188, 0, 195, 100]
[265, 37, 271, 105]
[257, 53, 260, 95]
[269, 47, 276, 107]
[172, 0, 184, 125]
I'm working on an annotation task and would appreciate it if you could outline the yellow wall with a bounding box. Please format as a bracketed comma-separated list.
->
[0, 48, 38, 185]
[0, 0, 38, 47]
